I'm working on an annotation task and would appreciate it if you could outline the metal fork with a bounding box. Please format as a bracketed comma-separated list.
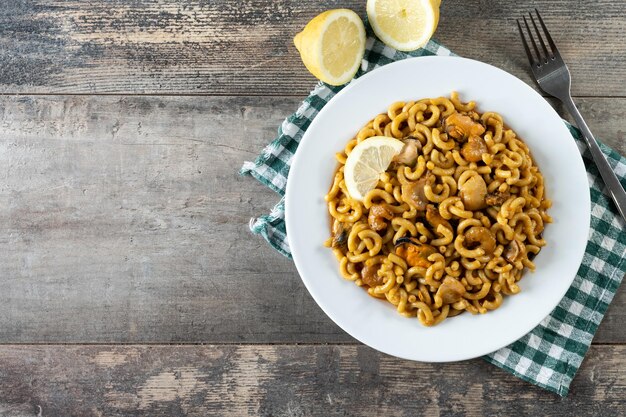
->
[517, 9, 626, 221]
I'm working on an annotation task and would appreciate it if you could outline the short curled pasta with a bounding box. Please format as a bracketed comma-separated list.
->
[325, 93, 551, 326]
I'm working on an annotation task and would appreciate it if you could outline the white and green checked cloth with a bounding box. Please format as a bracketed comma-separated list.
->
[240, 35, 626, 396]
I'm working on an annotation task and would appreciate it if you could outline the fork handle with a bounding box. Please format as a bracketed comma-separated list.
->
[562, 97, 626, 222]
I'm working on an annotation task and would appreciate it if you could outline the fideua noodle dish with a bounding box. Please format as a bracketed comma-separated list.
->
[324, 92, 551, 326]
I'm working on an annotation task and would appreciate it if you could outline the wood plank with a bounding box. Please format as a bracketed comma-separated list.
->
[596, 284, 626, 344]
[0, 1, 624, 95]
[0, 344, 624, 416]
[0, 95, 623, 343]
[0, 94, 351, 343]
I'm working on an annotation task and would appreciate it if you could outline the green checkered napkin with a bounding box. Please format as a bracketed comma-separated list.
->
[240, 35, 626, 396]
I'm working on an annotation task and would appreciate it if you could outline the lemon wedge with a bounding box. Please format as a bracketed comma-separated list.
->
[294, 9, 366, 86]
[344, 137, 405, 201]
[367, 0, 440, 52]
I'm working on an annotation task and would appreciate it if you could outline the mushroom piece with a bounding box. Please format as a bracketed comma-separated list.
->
[443, 112, 486, 142]
[466, 110, 480, 121]
[331, 220, 349, 249]
[368, 203, 394, 231]
[393, 138, 421, 166]
[426, 204, 452, 234]
[485, 191, 511, 206]
[461, 135, 489, 162]
[464, 226, 496, 255]
[394, 237, 436, 268]
[361, 264, 384, 287]
[504, 239, 523, 263]
[459, 174, 487, 211]
[436, 277, 467, 305]
[401, 175, 433, 212]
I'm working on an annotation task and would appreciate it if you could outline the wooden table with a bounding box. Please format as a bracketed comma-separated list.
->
[0, 1, 624, 415]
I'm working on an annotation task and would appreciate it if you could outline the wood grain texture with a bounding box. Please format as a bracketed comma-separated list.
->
[0, 0, 624, 95]
[0, 94, 350, 343]
[0, 344, 624, 416]
[0, 94, 623, 343]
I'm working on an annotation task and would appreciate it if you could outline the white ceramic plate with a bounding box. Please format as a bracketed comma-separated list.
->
[285, 56, 590, 362]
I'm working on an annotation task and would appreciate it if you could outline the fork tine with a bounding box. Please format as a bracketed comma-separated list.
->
[535, 9, 558, 58]
[523, 16, 541, 65]
[529, 12, 549, 62]
[516, 19, 536, 66]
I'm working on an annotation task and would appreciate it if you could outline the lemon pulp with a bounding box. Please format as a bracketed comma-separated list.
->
[294, 9, 366, 86]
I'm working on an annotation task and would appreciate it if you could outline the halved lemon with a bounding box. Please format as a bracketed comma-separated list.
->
[294, 9, 366, 86]
[344, 136, 405, 201]
[367, 0, 440, 52]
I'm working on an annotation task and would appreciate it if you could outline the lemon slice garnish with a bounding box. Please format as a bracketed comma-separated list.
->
[367, 0, 440, 52]
[294, 9, 366, 86]
[344, 136, 405, 201]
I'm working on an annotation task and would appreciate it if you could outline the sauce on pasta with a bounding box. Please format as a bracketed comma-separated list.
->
[324, 92, 551, 326]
